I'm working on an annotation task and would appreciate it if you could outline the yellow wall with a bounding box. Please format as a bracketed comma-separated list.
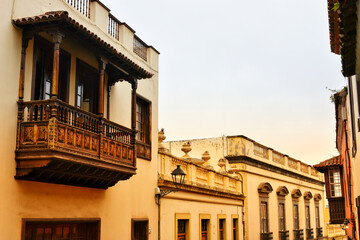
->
[0, 0, 160, 239]
[160, 191, 243, 240]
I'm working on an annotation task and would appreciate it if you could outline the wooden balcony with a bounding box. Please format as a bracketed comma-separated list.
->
[328, 197, 345, 224]
[15, 99, 136, 189]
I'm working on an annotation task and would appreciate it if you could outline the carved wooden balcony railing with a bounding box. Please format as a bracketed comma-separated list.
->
[15, 99, 136, 189]
[279, 230, 289, 240]
[328, 197, 345, 224]
[293, 229, 304, 240]
[136, 141, 151, 160]
[306, 228, 313, 239]
[260, 232, 273, 240]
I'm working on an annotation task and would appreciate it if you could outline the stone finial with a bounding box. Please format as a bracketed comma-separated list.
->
[181, 141, 192, 159]
[158, 128, 166, 151]
[201, 151, 210, 165]
[218, 158, 225, 170]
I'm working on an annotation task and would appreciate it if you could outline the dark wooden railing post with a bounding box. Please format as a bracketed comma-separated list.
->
[18, 33, 31, 102]
[131, 78, 138, 165]
[97, 58, 107, 116]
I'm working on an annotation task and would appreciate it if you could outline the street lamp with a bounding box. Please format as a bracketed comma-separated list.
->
[156, 165, 186, 240]
[156, 165, 186, 197]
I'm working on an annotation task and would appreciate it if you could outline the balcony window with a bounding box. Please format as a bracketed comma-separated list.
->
[260, 199, 269, 234]
[136, 96, 150, 143]
[76, 59, 99, 114]
[329, 168, 342, 197]
[33, 37, 70, 102]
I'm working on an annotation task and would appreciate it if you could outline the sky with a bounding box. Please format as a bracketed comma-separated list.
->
[101, 0, 346, 165]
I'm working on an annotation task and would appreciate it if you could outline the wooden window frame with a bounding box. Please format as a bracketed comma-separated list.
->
[136, 95, 151, 144]
[292, 200, 300, 230]
[21, 218, 100, 240]
[131, 218, 149, 240]
[260, 196, 269, 234]
[175, 213, 190, 240]
[231, 214, 239, 240]
[75, 58, 99, 114]
[199, 214, 211, 240]
[304, 202, 311, 229]
[217, 214, 226, 240]
[278, 199, 286, 231]
[328, 168, 342, 197]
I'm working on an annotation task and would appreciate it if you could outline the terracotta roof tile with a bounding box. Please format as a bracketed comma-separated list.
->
[13, 11, 153, 79]
[313, 155, 342, 171]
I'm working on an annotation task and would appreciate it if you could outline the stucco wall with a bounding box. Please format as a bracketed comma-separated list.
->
[0, 0, 160, 239]
[160, 191, 243, 240]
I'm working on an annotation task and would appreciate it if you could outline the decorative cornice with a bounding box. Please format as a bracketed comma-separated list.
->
[258, 182, 273, 194]
[226, 155, 324, 186]
[277, 186, 289, 196]
[158, 179, 244, 201]
[292, 189, 302, 198]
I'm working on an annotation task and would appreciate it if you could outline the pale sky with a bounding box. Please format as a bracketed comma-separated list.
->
[102, 0, 346, 165]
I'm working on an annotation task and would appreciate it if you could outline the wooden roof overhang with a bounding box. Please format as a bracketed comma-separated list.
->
[12, 11, 153, 82]
[328, 0, 358, 77]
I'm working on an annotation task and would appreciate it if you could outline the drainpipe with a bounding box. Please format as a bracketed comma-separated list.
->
[344, 119, 356, 239]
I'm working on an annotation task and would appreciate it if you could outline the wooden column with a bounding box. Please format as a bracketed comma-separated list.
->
[50, 31, 64, 99]
[131, 79, 138, 165]
[18, 35, 30, 101]
[107, 85, 112, 119]
[98, 58, 107, 116]
[131, 79, 138, 132]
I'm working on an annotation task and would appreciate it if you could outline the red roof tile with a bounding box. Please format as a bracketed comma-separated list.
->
[13, 11, 153, 79]
[313, 155, 342, 171]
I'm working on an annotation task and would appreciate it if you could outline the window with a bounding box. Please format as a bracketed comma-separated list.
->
[305, 205, 311, 229]
[278, 202, 285, 231]
[201, 219, 209, 240]
[76, 59, 99, 114]
[219, 218, 226, 240]
[260, 200, 269, 233]
[315, 206, 320, 229]
[24, 220, 99, 240]
[136, 96, 151, 144]
[329, 168, 342, 197]
[232, 218, 238, 240]
[177, 219, 188, 240]
[33, 37, 70, 102]
[293, 202, 299, 230]
[131, 219, 148, 240]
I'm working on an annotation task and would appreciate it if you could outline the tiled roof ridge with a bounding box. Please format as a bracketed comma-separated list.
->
[13, 11, 153, 79]
[313, 155, 342, 169]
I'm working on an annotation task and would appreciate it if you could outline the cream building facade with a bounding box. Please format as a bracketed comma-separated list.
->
[0, 0, 159, 239]
[158, 131, 244, 240]
[164, 135, 326, 240]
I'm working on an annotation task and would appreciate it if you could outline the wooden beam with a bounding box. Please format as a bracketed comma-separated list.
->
[98, 58, 107, 116]
[50, 30, 64, 99]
